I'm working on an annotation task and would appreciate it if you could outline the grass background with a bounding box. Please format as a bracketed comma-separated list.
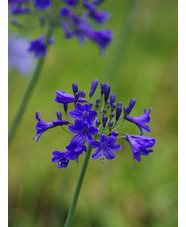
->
[8, 0, 178, 226]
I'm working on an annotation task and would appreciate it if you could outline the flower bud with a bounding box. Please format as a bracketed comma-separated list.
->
[74, 92, 79, 102]
[95, 118, 101, 126]
[89, 79, 98, 97]
[104, 83, 110, 102]
[96, 98, 100, 104]
[108, 121, 113, 129]
[72, 82, 78, 95]
[116, 106, 122, 121]
[101, 82, 105, 95]
[56, 110, 62, 120]
[102, 115, 108, 127]
[117, 101, 122, 107]
[111, 103, 116, 111]
[110, 93, 115, 104]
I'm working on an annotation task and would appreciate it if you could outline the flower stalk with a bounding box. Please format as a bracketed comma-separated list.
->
[64, 145, 92, 227]
[8, 28, 53, 145]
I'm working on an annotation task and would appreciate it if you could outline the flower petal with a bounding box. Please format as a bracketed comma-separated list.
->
[92, 147, 102, 159]
[104, 146, 115, 159]
[68, 110, 83, 118]
[107, 144, 122, 152]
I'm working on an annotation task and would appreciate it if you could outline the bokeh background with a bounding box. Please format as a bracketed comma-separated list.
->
[8, 0, 178, 226]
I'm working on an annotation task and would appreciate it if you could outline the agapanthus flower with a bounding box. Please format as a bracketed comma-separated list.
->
[54, 90, 87, 105]
[90, 134, 122, 161]
[34, 111, 69, 142]
[9, 0, 113, 57]
[28, 36, 48, 58]
[68, 119, 98, 143]
[68, 103, 97, 126]
[66, 142, 87, 162]
[125, 108, 152, 135]
[52, 151, 69, 169]
[34, 79, 156, 169]
[125, 134, 156, 162]
[8, 34, 35, 75]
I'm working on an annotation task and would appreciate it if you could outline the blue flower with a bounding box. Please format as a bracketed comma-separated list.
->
[28, 36, 47, 58]
[68, 119, 98, 144]
[87, 29, 113, 53]
[125, 134, 156, 162]
[66, 141, 87, 162]
[90, 134, 122, 161]
[52, 151, 69, 169]
[34, 111, 69, 142]
[9, 0, 113, 55]
[54, 90, 87, 105]
[35, 0, 51, 10]
[89, 79, 98, 97]
[8, 34, 35, 75]
[68, 103, 97, 126]
[9, 0, 29, 15]
[83, 2, 110, 24]
[125, 108, 152, 135]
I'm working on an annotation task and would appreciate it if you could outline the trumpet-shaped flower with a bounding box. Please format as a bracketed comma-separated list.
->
[54, 90, 87, 105]
[66, 141, 87, 162]
[125, 134, 156, 162]
[125, 108, 152, 135]
[52, 151, 69, 169]
[34, 111, 69, 142]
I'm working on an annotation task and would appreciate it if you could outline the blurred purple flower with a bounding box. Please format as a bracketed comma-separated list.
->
[8, 34, 35, 75]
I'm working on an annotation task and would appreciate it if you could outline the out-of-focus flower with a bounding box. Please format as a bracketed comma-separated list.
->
[8, 34, 35, 75]
[9, 0, 113, 56]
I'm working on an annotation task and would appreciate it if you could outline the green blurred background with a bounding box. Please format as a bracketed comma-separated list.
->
[8, 0, 178, 226]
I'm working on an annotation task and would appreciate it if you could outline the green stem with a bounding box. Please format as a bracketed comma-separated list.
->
[64, 145, 92, 227]
[8, 28, 53, 145]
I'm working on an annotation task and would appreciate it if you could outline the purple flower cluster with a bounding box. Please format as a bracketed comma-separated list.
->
[9, 0, 113, 57]
[34, 79, 157, 169]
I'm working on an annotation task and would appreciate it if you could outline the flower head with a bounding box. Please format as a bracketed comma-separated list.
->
[35, 79, 156, 170]
[9, 0, 113, 57]
[90, 135, 122, 161]
[125, 134, 156, 162]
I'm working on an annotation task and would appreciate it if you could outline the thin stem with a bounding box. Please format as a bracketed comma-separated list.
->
[8, 28, 53, 145]
[64, 145, 92, 227]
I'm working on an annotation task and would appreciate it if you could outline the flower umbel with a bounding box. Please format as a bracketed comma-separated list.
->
[34, 79, 157, 169]
[9, 0, 113, 57]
